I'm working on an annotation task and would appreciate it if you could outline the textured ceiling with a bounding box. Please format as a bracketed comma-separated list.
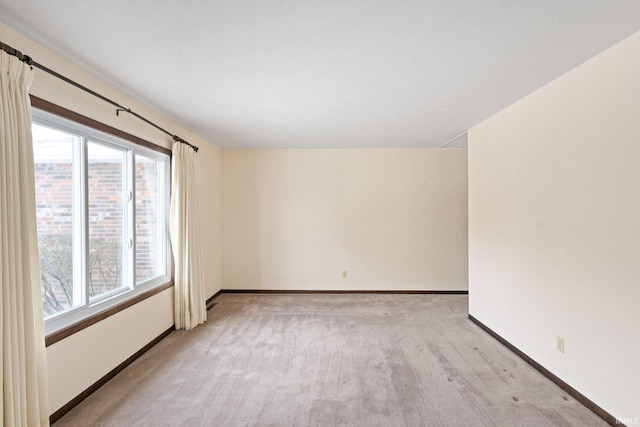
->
[1, 1, 640, 149]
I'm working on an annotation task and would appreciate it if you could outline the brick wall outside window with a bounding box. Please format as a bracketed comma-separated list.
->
[35, 160, 159, 315]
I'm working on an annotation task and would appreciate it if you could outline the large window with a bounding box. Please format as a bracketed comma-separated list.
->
[32, 108, 171, 334]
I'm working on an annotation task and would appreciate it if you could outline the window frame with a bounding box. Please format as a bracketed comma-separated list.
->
[31, 96, 173, 344]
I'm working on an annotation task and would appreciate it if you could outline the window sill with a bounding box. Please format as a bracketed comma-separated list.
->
[45, 281, 173, 347]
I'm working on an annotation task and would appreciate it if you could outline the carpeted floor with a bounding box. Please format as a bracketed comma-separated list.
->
[53, 293, 606, 426]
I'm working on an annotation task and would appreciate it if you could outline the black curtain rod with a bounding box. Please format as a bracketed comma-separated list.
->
[1, 40, 199, 153]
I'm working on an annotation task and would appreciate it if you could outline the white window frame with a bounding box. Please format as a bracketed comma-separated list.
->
[32, 108, 171, 335]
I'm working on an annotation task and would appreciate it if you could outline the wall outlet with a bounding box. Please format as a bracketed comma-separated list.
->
[342, 270, 347, 279]
[556, 336, 565, 354]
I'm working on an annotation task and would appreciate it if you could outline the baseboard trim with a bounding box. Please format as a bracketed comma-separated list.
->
[468, 314, 621, 427]
[219, 289, 469, 295]
[206, 290, 223, 310]
[50, 326, 174, 424]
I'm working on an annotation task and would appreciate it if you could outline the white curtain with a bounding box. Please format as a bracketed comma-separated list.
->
[169, 141, 206, 330]
[0, 52, 49, 426]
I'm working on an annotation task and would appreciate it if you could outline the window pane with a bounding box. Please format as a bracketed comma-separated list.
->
[88, 141, 126, 300]
[33, 123, 79, 317]
[135, 154, 164, 284]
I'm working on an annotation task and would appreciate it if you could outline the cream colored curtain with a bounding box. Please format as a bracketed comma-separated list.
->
[0, 52, 49, 426]
[169, 141, 206, 330]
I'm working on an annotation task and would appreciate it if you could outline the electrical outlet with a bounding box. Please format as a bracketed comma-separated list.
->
[556, 336, 565, 354]
[342, 270, 347, 279]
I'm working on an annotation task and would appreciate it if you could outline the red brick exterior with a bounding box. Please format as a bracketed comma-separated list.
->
[35, 159, 161, 315]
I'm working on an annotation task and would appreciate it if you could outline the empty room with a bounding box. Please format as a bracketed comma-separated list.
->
[1, 1, 639, 426]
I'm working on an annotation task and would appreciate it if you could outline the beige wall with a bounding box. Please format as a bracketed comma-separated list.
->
[223, 149, 468, 291]
[0, 23, 222, 414]
[469, 31, 640, 420]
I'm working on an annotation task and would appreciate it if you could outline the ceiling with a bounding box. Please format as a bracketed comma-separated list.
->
[1, 1, 640, 150]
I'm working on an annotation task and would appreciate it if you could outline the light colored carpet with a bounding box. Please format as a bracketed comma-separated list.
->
[54, 294, 606, 426]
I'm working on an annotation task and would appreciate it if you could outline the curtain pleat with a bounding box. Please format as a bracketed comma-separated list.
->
[1, 52, 50, 426]
[169, 141, 206, 330]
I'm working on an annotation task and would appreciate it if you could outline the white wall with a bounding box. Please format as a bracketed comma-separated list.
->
[223, 149, 468, 291]
[0, 23, 222, 414]
[469, 31, 640, 420]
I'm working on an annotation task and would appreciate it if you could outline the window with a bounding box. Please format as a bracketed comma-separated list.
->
[32, 108, 171, 334]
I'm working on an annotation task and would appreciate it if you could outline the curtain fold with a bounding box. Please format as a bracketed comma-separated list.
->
[1, 52, 49, 426]
[169, 141, 206, 330]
